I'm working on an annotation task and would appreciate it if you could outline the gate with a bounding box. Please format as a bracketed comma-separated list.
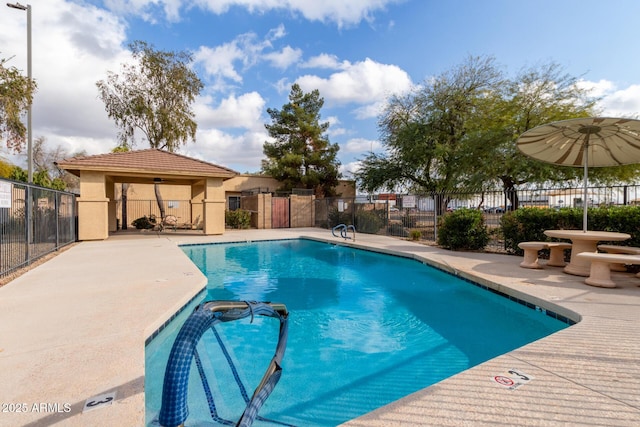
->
[271, 197, 289, 228]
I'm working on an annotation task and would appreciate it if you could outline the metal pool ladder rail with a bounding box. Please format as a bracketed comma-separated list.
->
[332, 223, 356, 241]
[157, 300, 290, 427]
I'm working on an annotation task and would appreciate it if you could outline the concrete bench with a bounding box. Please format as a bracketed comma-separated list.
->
[597, 244, 640, 254]
[518, 241, 572, 269]
[518, 242, 547, 269]
[597, 245, 640, 272]
[546, 242, 573, 267]
[575, 252, 640, 288]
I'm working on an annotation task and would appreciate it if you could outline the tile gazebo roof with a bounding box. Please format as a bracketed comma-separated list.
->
[56, 148, 238, 180]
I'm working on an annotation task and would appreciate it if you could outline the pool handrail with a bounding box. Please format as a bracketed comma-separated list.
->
[158, 300, 289, 427]
[345, 224, 356, 241]
[201, 300, 288, 317]
[332, 223, 356, 241]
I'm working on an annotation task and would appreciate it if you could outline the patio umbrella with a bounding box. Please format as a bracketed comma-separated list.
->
[516, 117, 640, 231]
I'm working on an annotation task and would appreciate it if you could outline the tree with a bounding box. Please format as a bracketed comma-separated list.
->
[464, 62, 599, 209]
[96, 41, 203, 217]
[356, 56, 635, 211]
[356, 56, 503, 212]
[262, 84, 341, 197]
[1, 56, 36, 152]
[8, 136, 73, 190]
[0, 157, 13, 178]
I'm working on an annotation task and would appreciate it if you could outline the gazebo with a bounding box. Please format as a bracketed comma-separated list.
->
[56, 149, 237, 240]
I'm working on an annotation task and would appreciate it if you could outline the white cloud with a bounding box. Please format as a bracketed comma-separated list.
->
[353, 101, 386, 119]
[183, 128, 268, 172]
[193, 25, 292, 91]
[326, 115, 341, 126]
[274, 78, 292, 94]
[340, 160, 362, 178]
[599, 86, 640, 118]
[1, 0, 129, 157]
[577, 79, 616, 98]
[329, 127, 348, 137]
[295, 58, 412, 106]
[194, 44, 246, 89]
[301, 53, 345, 70]
[195, 92, 266, 131]
[104, 0, 184, 22]
[263, 46, 303, 69]
[344, 137, 381, 153]
[578, 79, 640, 118]
[138, 0, 402, 27]
[325, 115, 348, 138]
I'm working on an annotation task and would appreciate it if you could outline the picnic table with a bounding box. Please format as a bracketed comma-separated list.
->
[543, 230, 631, 276]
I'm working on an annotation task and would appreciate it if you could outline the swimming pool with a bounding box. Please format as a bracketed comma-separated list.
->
[146, 239, 570, 426]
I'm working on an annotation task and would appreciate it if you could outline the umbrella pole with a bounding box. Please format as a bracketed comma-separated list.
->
[583, 134, 590, 232]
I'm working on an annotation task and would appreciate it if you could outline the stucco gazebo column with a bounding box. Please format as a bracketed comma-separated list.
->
[202, 177, 226, 235]
[106, 177, 117, 232]
[77, 170, 109, 240]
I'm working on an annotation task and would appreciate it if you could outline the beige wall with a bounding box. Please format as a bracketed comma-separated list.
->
[241, 193, 271, 229]
[77, 171, 109, 240]
[224, 174, 356, 198]
[290, 195, 315, 227]
[202, 178, 226, 235]
[224, 175, 280, 194]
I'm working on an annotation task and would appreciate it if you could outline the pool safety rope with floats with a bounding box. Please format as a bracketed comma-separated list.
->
[158, 300, 292, 427]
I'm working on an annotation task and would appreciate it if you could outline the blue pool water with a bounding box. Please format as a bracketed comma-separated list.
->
[146, 239, 570, 427]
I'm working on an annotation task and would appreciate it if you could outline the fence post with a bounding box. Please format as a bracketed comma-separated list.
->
[25, 185, 32, 266]
[433, 194, 438, 241]
[55, 192, 60, 248]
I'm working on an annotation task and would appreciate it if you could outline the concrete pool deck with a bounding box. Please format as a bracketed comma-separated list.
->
[0, 229, 639, 426]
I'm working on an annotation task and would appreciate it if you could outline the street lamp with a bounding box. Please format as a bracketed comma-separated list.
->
[6, 2, 32, 184]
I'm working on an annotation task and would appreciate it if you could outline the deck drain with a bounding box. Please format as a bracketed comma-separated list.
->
[83, 391, 116, 413]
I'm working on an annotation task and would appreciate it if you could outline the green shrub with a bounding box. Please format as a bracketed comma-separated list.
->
[437, 208, 489, 250]
[354, 209, 385, 234]
[402, 211, 417, 228]
[225, 209, 251, 229]
[328, 208, 353, 228]
[387, 222, 408, 237]
[409, 229, 422, 241]
[132, 215, 156, 229]
[501, 205, 640, 254]
[501, 208, 558, 254]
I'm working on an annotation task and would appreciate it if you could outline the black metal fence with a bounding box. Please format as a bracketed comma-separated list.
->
[116, 199, 194, 230]
[315, 184, 640, 252]
[1, 178, 77, 279]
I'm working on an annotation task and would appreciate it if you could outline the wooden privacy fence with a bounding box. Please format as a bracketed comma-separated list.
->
[240, 194, 315, 229]
[271, 197, 289, 228]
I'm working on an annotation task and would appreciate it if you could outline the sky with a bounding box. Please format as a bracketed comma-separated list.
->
[2, 0, 640, 178]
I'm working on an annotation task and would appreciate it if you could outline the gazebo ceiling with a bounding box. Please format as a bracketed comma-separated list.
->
[56, 148, 238, 183]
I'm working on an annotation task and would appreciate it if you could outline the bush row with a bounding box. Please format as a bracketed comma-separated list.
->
[327, 208, 386, 234]
[501, 206, 640, 254]
[434, 205, 640, 253]
[231, 205, 640, 253]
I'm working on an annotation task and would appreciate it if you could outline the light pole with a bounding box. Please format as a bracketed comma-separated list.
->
[6, 2, 32, 183]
